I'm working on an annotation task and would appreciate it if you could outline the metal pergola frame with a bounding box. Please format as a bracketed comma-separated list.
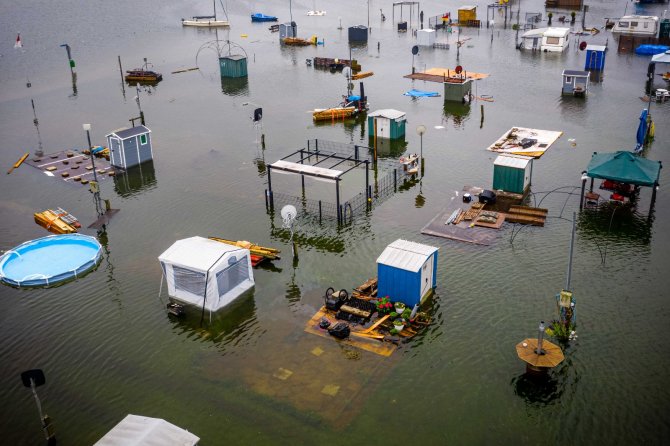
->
[392, 2, 420, 29]
[266, 146, 371, 224]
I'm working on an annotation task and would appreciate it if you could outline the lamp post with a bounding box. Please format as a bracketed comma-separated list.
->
[83, 124, 103, 216]
[416, 124, 426, 177]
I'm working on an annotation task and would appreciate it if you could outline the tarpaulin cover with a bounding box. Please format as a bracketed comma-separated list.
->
[635, 45, 670, 56]
[586, 151, 662, 187]
[403, 89, 440, 97]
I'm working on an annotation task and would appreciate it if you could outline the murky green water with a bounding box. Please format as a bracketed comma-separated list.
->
[1, 0, 669, 444]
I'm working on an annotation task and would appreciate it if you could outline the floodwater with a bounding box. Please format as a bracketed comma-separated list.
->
[1, 0, 669, 444]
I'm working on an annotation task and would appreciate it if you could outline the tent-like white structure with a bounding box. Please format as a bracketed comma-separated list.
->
[158, 236, 254, 312]
[94, 414, 199, 446]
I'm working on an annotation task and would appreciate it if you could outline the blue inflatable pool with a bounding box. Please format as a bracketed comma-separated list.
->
[0, 234, 102, 287]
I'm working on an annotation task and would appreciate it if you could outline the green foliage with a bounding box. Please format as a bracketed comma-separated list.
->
[547, 319, 575, 342]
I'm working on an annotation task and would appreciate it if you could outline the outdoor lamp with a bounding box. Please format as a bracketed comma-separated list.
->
[83, 123, 91, 131]
[536, 320, 545, 355]
[416, 125, 426, 176]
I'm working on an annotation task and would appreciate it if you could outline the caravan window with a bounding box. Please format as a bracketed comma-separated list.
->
[631, 21, 638, 27]
[618, 21, 629, 28]
[546, 37, 560, 45]
[216, 256, 249, 296]
[643, 22, 649, 29]
[173, 266, 206, 296]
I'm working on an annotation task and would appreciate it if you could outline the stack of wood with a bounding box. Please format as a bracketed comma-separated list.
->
[505, 205, 548, 226]
[352, 277, 377, 300]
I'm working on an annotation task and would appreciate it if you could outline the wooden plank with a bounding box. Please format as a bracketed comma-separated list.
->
[339, 304, 371, 318]
[508, 205, 548, 216]
[505, 214, 545, 226]
[357, 314, 390, 334]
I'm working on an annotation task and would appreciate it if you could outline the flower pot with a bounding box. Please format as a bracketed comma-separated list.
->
[393, 321, 405, 332]
[394, 304, 406, 314]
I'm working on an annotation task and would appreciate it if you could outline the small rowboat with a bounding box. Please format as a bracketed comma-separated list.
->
[251, 13, 278, 22]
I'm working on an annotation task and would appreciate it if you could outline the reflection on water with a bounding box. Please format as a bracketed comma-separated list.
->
[512, 370, 565, 407]
[558, 94, 589, 123]
[221, 76, 249, 96]
[368, 137, 408, 158]
[578, 205, 653, 245]
[113, 160, 157, 197]
[442, 101, 471, 128]
[169, 290, 258, 352]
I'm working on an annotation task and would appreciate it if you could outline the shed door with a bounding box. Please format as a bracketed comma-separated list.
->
[420, 254, 434, 300]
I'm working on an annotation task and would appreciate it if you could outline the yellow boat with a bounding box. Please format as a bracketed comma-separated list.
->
[209, 237, 280, 260]
[312, 107, 357, 122]
[34, 209, 78, 234]
[352, 71, 374, 80]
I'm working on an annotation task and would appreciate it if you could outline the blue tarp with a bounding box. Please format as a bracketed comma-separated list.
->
[347, 95, 361, 102]
[635, 45, 670, 56]
[403, 89, 440, 98]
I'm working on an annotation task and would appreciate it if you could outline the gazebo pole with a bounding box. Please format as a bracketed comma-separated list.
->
[589, 177, 594, 193]
[580, 172, 587, 210]
[365, 160, 370, 203]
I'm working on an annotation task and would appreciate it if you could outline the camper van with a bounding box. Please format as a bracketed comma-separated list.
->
[541, 28, 571, 52]
[612, 15, 659, 37]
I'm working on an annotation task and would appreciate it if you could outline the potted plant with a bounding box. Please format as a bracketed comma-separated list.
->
[376, 296, 393, 314]
[394, 301, 406, 314]
[393, 318, 405, 332]
[570, 11, 576, 24]
[547, 12, 553, 26]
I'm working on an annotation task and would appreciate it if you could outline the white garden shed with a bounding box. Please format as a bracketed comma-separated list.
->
[158, 236, 254, 312]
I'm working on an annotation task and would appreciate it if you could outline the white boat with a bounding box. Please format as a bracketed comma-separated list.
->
[182, 0, 230, 27]
[611, 15, 659, 37]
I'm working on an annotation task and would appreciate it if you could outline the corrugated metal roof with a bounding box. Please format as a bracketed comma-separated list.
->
[376, 239, 438, 272]
[368, 109, 406, 120]
[94, 414, 199, 446]
[562, 69, 589, 77]
[107, 125, 151, 140]
[494, 154, 532, 168]
[585, 45, 606, 51]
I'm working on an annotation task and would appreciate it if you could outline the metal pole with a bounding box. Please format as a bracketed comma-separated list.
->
[580, 176, 586, 210]
[85, 128, 99, 184]
[267, 166, 274, 209]
[536, 321, 545, 355]
[565, 212, 576, 291]
[335, 179, 341, 223]
[420, 133, 423, 177]
[365, 160, 370, 200]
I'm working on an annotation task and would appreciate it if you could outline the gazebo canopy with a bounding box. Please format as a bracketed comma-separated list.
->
[586, 151, 662, 187]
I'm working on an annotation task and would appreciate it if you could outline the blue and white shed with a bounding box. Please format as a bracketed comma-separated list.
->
[106, 125, 153, 169]
[584, 45, 606, 71]
[376, 239, 438, 307]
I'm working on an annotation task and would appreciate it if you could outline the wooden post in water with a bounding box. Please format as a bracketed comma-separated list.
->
[480, 104, 484, 128]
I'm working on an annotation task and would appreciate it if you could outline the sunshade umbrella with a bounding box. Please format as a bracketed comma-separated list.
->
[516, 338, 564, 369]
[636, 109, 648, 152]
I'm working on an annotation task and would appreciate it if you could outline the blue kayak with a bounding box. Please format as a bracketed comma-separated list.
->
[404, 89, 440, 98]
[251, 13, 278, 22]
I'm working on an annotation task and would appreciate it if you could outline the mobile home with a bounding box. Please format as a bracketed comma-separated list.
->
[612, 15, 659, 37]
[541, 27, 570, 52]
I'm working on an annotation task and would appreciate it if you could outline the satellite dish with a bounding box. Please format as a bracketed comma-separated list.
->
[411, 45, 419, 55]
[455, 65, 463, 74]
[281, 205, 297, 223]
[342, 66, 352, 80]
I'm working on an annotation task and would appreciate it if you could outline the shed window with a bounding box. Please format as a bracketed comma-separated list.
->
[216, 256, 249, 296]
[565, 76, 572, 83]
[546, 37, 560, 45]
[140, 134, 148, 145]
[173, 266, 206, 296]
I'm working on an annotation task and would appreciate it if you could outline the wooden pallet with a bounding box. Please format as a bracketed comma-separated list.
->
[462, 202, 485, 221]
[352, 277, 377, 300]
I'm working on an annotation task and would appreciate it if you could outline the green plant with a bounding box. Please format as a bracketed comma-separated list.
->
[389, 311, 399, 319]
[401, 308, 412, 320]
[393, 318, 405, 328]
[546, 319, 575, 342]
[376, 296, 393, 314]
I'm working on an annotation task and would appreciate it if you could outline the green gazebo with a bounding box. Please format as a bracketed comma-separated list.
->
[580, 151, 662, 213]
